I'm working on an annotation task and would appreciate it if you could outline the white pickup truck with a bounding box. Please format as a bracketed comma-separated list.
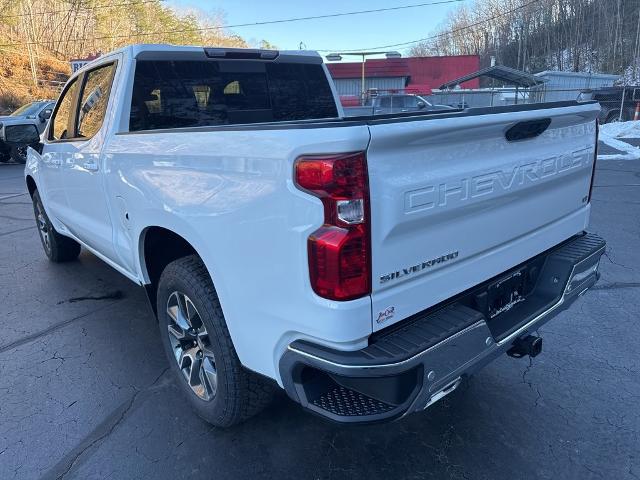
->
[12, 45, 605, 427]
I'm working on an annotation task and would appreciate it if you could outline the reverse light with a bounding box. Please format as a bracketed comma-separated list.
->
[295, 152, 371, 301]
[336, 199, 364, 224]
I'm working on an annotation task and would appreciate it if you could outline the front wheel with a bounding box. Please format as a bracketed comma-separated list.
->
[157, 255, 275, 427]
[10, 145, 28, 164]
[32, 191, 81, 262]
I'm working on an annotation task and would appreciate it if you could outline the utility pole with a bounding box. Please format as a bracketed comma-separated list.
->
[325, 51, 401, 106]
[361, 54, 366, 106]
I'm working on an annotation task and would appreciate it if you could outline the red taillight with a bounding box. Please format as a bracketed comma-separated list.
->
[588, 120, 599, 203]
[295, 152, 371, 301]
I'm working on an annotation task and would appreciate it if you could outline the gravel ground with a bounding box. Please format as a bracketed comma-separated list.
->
[0, 159, 638, 480]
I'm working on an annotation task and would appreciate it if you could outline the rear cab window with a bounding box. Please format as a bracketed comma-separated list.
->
[129, 58, 338, 131]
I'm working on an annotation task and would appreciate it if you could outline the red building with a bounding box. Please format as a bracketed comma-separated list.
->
[327, 55, 480, 100]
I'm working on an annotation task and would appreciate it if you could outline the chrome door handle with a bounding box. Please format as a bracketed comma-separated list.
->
[83, 161, 99, 171]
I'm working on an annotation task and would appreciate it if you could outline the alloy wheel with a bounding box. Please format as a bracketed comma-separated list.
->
[35, 201, 51, 254]
[166, 291, 218, 401]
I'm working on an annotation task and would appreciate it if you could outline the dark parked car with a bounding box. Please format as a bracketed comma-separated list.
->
[0, 100, 54, 163]
[579, 86, 640, 123]
[344, 94, 454, 117]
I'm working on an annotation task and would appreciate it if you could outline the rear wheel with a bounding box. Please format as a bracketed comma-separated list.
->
[157, 255, 275, 427]
[32, 191, 81, 262]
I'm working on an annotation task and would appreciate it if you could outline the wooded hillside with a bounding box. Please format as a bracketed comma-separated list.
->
[409, 0, 640, 82]
[0, 0, 259, 111]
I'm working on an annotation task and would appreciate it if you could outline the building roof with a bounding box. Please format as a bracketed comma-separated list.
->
[326, 55, 481, 92]
[407, 55, 480, 90]
[535, 70, 620, 80]
[327, 58, 410, 79]
[439, 65, 545, 89]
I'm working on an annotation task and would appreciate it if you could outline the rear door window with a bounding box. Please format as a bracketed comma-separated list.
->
[50, 78, 80, 140]
[77, 63, 116, 138]
[129, 60, 338, 131]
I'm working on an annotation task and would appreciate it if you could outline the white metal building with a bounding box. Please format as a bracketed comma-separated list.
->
[534, 71, 620, 101]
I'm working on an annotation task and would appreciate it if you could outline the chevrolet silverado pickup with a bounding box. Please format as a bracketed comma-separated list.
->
[11, 45, 605, 427]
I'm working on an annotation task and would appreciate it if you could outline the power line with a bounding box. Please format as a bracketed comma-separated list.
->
[0, 0, 161, 19]
[0, 0, 467, 48]
[318, 0, 543, 52]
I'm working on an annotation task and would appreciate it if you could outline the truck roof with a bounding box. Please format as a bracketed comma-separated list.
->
[109, 43, 322, 60]
[68, 44, 324, 76]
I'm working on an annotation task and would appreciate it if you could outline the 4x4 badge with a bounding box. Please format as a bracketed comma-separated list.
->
[376, 306, 395, 324]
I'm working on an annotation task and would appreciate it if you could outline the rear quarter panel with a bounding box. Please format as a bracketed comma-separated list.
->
[103, 125, 373, 382]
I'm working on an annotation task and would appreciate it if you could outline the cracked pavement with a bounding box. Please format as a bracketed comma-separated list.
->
[1, 160, 639, 480]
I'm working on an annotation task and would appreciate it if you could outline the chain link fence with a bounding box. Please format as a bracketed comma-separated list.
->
[428, 86, 640, 124]
[341, 86, 640, 124]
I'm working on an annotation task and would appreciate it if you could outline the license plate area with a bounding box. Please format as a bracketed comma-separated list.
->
[486, 268, 528, 319]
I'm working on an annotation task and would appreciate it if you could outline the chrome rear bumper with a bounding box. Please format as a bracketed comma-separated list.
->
[279, 232, 606, 424]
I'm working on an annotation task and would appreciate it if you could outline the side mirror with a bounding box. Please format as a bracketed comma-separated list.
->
[40, 109, 52, 121]
[4, 124, 40, 146]
[417, 101, 426, 109]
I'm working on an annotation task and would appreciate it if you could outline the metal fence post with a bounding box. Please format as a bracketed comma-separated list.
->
[619, 86, 626, 122]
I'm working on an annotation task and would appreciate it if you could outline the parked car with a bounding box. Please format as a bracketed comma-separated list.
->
[344, 93, 454, 116]
[13, 45, 605, 427]
[0, 100, 54, 163]
[579, 86, 640, 123]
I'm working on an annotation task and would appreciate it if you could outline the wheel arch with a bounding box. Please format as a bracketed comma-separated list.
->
[26, 175, 37, 198]
[139, 226, 201, 315]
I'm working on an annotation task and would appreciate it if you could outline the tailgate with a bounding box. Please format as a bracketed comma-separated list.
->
[366, 102, 599, 331]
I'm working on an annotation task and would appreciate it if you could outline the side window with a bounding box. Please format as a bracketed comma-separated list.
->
[392, 97, 406, 108]
[379, 97, 391, 108]
[404, 96, 418, 108]
[77, 63, 116, 138]
[51, 78, 79, 140]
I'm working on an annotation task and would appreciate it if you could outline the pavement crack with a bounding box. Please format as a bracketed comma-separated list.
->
[0, 226, 33, 238]
[0, 301, 118, 355]
[43, 367, 170, 480]
[57, 290, 124, 305]
[602, 249, 635, 271]
[521, 358, 543, 407]
[53, 395, 138, 480]
[0, 192, 28, 201]
[591, 282, 640, 291]
[0, 214, 32, 222]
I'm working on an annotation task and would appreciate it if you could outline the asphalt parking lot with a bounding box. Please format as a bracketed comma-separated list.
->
[1, 159, 639, 480]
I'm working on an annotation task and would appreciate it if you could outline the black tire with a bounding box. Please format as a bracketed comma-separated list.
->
[10, 145, 28, 164]
[32, 191, 81, 262]
[157, 255, 275, 427]
[0, 152, 10, 163]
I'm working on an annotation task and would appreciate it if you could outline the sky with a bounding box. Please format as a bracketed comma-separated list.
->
[168, 0, 470, 59]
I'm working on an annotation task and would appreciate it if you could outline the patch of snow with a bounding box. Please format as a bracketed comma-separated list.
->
[599, 124, 640, 160]
[600, 120, 640, 139]
[597, 153, 640, 161]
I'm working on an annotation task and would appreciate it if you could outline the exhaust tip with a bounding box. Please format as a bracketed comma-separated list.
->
[507, 335, 543, 359]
